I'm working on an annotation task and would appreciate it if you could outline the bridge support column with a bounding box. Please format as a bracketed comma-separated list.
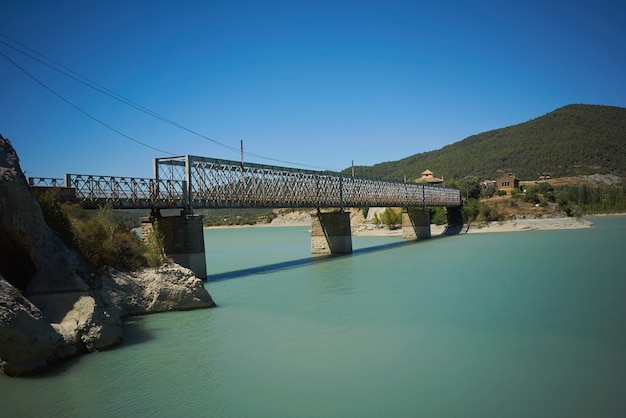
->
[141, 212, 206, 278]
[402, 208, 431, 240]
[310, 210, 352, 254]
[443, 206, 465, 235]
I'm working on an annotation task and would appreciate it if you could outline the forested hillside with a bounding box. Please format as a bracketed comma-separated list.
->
[346, 104, 626, 181]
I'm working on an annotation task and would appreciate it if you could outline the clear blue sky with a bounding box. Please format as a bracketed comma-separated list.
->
[1, 0, 625, 179]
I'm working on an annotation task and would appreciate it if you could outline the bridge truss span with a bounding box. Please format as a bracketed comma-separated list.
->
[155, 155, 462, 210]
[29, 155, 461, 210]
[62, 174, 187, 209]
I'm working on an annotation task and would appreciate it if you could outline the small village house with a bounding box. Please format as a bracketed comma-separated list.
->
[497, 174, 519, 189]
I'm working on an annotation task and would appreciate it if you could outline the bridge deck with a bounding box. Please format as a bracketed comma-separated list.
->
[29, 155, 462, 210]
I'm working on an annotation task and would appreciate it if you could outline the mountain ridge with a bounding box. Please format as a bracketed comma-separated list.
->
[346, 104, 626, 181]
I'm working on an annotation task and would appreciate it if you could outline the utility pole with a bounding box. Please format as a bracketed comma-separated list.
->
[240, 139, 244, 167]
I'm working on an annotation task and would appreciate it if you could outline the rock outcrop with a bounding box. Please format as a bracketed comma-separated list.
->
[0, 134, 215, 376]
[0, 136, 90, 294]
[103, 264, 215, 316]
[48, 292, 123, 353]
[0, 276, 68, 376]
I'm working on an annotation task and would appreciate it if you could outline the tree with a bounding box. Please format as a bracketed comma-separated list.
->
[459, 176, 482, 200]
[430, 207, 448, 225]
[380, 207, 402, 229]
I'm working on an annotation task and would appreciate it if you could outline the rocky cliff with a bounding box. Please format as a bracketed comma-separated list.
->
[0, 134, 215, 376]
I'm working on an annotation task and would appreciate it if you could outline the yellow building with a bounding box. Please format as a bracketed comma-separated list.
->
[417, 169, 444, 184]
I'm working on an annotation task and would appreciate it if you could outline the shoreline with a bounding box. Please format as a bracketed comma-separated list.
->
[203, 215, 616, 235]
[464, 216, 594, 234]
[352, 217, 595, 236]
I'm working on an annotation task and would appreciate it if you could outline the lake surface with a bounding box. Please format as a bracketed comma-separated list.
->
[2, 217, 625, 417]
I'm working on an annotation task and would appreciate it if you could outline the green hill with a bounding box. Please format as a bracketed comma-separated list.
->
[346, 104, 626, 181]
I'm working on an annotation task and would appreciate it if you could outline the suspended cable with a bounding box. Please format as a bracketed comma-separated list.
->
[0, 49, 176, 156]
[0, 33, 339, 171]
[0, 35, 237, 155]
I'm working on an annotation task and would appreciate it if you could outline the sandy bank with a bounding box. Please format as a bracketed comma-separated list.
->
[466, 217, 593, 234]
[352, 216, 594, 236]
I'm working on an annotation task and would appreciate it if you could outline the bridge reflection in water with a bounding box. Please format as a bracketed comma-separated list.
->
[28, 155, 464, 278]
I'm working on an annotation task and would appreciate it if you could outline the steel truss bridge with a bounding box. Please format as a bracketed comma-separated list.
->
[28, 155, 462, 210]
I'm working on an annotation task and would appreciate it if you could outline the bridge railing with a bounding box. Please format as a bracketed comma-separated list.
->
[63, 174, 186, 209]
[28, 177, 65, 187]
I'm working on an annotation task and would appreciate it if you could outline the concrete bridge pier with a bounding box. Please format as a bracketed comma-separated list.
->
[310, 210, 352, 254]
[402, 207, 431, 240]
[141, 211, 207, 278]
[443, 205, 465, 235]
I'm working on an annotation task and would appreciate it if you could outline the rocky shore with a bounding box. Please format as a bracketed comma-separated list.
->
[0, 135, 215, 377]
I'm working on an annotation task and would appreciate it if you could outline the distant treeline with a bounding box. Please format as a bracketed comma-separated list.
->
[427, 181, 626, 226]
[513, 182, 626, 216]
[200, 208, 277, 227]
[550, 184, 626, 216]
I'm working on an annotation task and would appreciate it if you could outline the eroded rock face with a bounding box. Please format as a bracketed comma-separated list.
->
[0, 134, 216, 376]
[0, 134, 89, 293]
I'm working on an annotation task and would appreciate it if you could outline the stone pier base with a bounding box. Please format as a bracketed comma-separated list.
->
[142, 213, 206, 278]
[310, 211, 352, 254]
[402, 208, 431, 240]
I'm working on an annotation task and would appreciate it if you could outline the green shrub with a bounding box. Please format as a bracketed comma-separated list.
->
[380, 207, 402, 229]
[478, 202, 502, 222]
[71, 205, 146, 272]
[72, 216, 108, 268]
[523, 187, 540, 204]
[462, 199, 480, 223]
[480, 185, 498, 199]
[38, 192, 164, 272]
[430, 207, 448, 225]
[36, 188, 75, 247]
[144, 221, 166, 269]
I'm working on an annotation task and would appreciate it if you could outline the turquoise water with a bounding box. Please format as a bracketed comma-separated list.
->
[2, 218, 625, 417]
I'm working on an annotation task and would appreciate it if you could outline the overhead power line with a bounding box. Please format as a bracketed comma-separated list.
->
[0, 48, 176, 155]
[0, 33, 335, 171]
